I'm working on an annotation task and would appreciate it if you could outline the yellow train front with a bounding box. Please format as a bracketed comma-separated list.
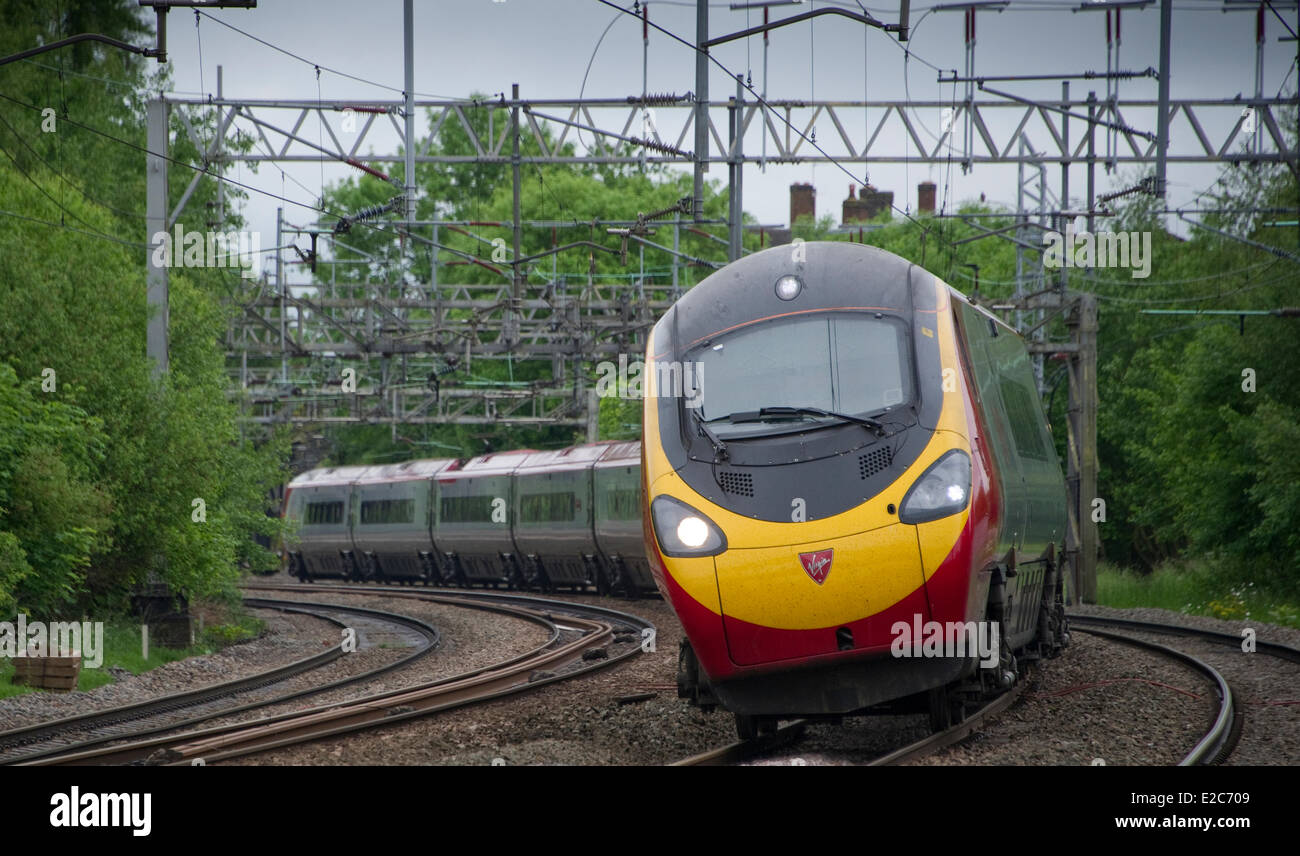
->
[642, 241, 1068, 737]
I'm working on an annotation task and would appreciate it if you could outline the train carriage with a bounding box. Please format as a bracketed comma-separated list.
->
[350, 459, 457, 583]
[593, 441, 658, 596]
[511, 444, 610, 591]
[432, 449, 535, 588]
[284, 465, 371, 580]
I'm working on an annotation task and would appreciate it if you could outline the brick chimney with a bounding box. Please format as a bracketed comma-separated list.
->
[790, 183, 816, 227]
[918, 181, 937, 215]
[843, 183, 894, 224]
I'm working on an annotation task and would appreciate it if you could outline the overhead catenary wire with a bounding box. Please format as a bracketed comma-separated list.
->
[0, 90, 524, 283]
[592, 0, 970, 259]
[7, 3, 1290, 308]
[0, 110, 148, 220]
[194, 11, 462, 100]
[0, 132, 144, 248]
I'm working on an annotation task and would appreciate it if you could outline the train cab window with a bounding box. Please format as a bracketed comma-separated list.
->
[305, 501, 344, 525]
[690, 313, 912, 437]
[958, 300, 1055, 465]
[520, 492, 576, 523]
[440, 495, 495, 523]
[360, 498, 415, 525]
[997, 377, 1051, 461]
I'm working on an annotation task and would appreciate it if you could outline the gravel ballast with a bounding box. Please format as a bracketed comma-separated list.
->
[6, 581, 1297, 766]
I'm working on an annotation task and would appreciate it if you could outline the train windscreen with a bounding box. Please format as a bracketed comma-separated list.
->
[686, 312, 912, 438]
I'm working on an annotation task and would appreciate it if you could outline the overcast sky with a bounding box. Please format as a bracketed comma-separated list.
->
[145, 0, 1298, 282]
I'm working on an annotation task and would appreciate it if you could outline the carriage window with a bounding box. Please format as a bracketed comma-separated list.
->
[361, 498, 415, 525]
[305, 501, 344, 525]
[605, 488, 640, 520]
[521, 492, 576, 523]
[440, 495, 496, 523]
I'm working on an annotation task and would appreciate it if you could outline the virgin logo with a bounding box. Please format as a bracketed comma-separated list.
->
[799, 549, 833, 585]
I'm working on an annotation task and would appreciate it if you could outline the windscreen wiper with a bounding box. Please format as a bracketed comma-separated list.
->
[692, 409, 729, 459]
[711, 406, 885, 435]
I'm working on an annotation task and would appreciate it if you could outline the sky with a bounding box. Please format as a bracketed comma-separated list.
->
[141, 0, 1298, 283]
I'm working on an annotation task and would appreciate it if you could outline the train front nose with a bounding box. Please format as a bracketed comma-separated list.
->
[713, 522, 931, 667]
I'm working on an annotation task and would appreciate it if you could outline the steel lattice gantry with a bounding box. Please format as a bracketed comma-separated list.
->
[172, 93, 1298, 171]
[152, 91, 1298, 424]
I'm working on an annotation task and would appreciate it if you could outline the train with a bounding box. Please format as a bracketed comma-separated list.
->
[641, 241, 1071, 737]
[284, 239, 1071, 739]
[282, 440, 658, 596]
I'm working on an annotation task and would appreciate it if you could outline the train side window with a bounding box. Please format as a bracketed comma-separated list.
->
[997, 377, 1050, 461]
[440, 495, 495, 523]
[606, 488, 640, 520]
[520, 492, 576, 523]
[360, 498, 415, 525]
[305, 501, 344, 525]
[955, 303, 1005, 421]
[988, 333, 1056, 463]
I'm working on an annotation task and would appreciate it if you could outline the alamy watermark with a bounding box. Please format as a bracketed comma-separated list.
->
[594, 354, 703, 408]
[150, 224, 260, 279]
[0, 614, 105, 668]
[1042, 224, 1152, 279]
[49, 787, 151, 837]
[890, 614, 999, 669]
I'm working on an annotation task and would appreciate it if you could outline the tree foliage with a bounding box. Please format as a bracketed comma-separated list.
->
[0, 0, 286, 616]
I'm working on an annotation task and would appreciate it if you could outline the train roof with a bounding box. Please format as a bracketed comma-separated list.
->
[593, 440, 641, 468]
[350, 458, 460, 484]
[440, 448, 538, 480]
[653, 241, 936, 357]
[289, 457, 459, 488]
[515, 441, 622, 474]
[287, 464, 373, 489]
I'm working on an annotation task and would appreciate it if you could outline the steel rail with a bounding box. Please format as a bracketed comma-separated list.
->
[0, 598, 440, 765]
[1069, 624, 1237, 766]
[1067, 613, 1300, 664]
[26, 587, 653, 766]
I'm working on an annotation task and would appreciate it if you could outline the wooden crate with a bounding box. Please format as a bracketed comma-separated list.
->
[10, 652, 81, 691]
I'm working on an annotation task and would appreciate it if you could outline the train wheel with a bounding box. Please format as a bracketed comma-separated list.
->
[734, 714, 777, 740]
[734, 714, 758, 741]
[927, 685, 966, 733]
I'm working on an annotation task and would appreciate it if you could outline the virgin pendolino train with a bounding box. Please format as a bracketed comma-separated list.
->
[283, 241, 1070, 739]
[641, 241, 1070, 737]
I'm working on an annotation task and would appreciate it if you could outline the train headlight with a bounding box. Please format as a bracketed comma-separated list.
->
[775, 274, 803, 301]
[651, 495, 727, 557]
[899, 449, 972, 524]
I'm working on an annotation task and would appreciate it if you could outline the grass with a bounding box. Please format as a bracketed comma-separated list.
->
[1093, 560, 1300, 630]
[0, 601, 265, 700]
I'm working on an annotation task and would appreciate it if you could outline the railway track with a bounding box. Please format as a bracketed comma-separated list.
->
[0, 597, 440, 765]
[674, 612, 1300, 766]
[1067, 613, 1300, 765]
[1068, 623, 1237, 765]
[671, 684, 1028, 766]
[16, 584, 655, 766]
